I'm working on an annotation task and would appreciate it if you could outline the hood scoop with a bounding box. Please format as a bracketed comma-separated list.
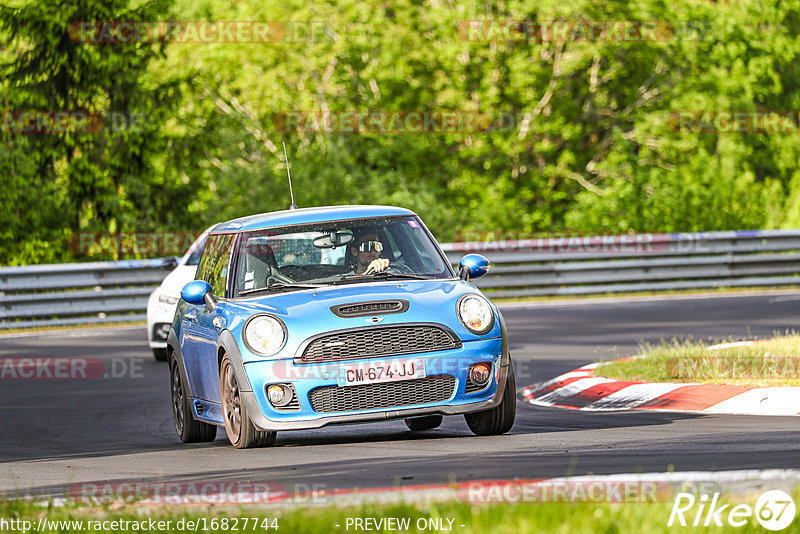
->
[331, 299, 409, 318]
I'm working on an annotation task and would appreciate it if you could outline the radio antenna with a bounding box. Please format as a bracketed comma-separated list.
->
[283, 142, 298, 210]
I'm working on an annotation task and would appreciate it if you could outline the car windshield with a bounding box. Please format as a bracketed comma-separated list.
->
[232, 216, 453, 296]
[183, 232, 208, 266]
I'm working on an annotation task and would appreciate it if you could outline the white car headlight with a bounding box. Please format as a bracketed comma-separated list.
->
[457, 294, 494, 334]
[244, 315, 286, 356]
[158, 292, 179, 306]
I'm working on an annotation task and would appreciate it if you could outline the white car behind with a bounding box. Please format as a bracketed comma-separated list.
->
[146, 227, 212, 361]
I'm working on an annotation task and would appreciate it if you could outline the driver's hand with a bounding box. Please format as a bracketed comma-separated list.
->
[364, 258, 390, 274]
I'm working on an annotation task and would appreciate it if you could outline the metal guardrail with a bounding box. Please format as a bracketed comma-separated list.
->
[1, 230, 799, 329]
[441, 229, 800, 298]
[0, 259, 166, 329]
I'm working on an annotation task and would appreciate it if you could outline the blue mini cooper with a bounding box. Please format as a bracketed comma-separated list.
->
[167, 205, 515, 448]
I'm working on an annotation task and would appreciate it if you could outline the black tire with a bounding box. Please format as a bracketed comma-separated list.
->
[170, 351, 217, 443]
[464, 361, 516, 436]
[153, 348, 168, 362]
[405, 415, 443, 431]
[220, 355, 277, 449]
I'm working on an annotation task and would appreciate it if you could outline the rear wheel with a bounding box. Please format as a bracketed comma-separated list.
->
[170, 351, 217, 443]
[153, 348, 168, 362]
[465, 361, 516, 436]
[220, 355, 276, 449]
[405, 415, 443, 431]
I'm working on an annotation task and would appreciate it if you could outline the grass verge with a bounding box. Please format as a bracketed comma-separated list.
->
[489, 285, 800, 303]
[2, 490, 799, 534]
[599, 334, 800, 387]
[0, 320, 146, 335]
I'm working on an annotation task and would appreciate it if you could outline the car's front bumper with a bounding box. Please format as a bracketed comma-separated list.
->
[147, 289, 178, 349]
[238, 337, 508, 431]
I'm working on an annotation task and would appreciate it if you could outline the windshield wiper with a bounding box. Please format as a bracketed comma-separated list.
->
[338, 272, 433, 282]
[239, 282, 327, 296]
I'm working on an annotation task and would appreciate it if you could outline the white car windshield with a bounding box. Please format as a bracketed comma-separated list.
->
[233, 216, 453, 296]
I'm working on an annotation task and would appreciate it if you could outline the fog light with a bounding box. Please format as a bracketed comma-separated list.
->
[267, 384, 290, 407]
[469, 363, 492, 386]
[152, 323, 170, 342]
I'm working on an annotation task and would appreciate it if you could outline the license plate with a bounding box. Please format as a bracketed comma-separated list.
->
[337, 359, 426, 387]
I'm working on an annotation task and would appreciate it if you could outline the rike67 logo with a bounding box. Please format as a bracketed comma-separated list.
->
[669, 490, 796, 530]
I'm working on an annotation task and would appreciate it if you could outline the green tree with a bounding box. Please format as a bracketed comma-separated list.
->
[4, 0, 800, 264]
[0, 0, 203, 263]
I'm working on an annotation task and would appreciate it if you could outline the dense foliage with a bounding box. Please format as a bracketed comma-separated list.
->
[1, 0, 799, 264]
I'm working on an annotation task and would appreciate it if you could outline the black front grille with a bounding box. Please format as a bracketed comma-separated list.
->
[331, 300, 408, 318]
[308, 375, 456, 413]
[465, 380, 489, 394]
[298, 325, 460, 363]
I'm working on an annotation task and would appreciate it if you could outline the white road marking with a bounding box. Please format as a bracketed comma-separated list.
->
[533, 377, 615, 406]
[583, 383, 685, 411]
[703, 388, 800, 416]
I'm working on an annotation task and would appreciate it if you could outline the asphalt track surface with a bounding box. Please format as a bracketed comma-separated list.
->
[1, 291, 799, 498]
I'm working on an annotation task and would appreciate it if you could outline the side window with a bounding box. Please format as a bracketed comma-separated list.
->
[184, 233, 208, 266]
[195, 235, 215, 283]
[195, 234, 235, 297]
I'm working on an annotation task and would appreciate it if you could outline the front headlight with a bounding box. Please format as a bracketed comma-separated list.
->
[243, 315, 287, 356]
[457, 294, 494, 334]
[158, 292, 179, 306]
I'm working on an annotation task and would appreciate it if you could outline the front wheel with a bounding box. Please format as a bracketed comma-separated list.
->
[464, 361, 516, 436]
[170, 351, 216, 443]
[405, 415, 443, 431]
[220, 355, 276, 449]
[153, 348, 168, 362]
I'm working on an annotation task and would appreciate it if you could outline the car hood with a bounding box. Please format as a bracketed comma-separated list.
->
[223, 279, 501, 362]
[160, 265, 199, 296]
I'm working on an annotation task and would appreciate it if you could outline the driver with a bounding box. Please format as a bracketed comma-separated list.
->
[348, 230, 390, 275]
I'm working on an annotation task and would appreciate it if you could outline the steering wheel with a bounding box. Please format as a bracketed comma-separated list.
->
[386, 261, 414, 274]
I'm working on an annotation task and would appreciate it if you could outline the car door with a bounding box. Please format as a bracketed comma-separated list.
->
[180, 233, 235, 403]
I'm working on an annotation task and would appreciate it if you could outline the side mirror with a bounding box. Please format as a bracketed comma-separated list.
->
[161, 256, 179, 270]
[458, 254, 490, 282]
[181, 280, 213, 306]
